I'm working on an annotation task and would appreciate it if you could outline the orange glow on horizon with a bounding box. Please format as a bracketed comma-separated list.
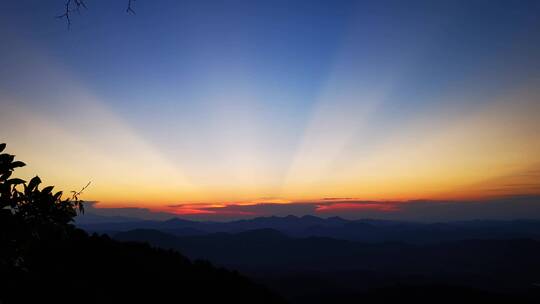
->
[315, 202, 399, 212]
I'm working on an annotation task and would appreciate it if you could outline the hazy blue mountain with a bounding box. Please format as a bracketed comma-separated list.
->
[79, 214, 540, 243]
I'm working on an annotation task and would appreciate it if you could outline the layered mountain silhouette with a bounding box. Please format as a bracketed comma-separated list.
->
[114, 227, 540, 275]
[78, 214, 540, 243]
[75, 214, 540, 303]
[112, 227, 540, 303]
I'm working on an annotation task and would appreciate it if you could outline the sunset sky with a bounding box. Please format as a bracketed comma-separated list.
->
[1, 1, 540, 219]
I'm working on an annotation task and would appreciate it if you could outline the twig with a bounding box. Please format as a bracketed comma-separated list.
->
[56, 0, 87, 29]
[71, 181, 92, 200]
[127, 0, 136, 15]
[57, 0, 136, 28]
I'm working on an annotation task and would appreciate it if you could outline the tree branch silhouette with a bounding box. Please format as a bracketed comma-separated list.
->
[0, 143, 89, 268]
[127, 0, 136, 15]
[56, 0, 87, 29]
[56, 0, 136, 28]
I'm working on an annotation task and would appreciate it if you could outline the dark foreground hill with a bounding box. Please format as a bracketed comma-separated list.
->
[0, 229, 285, 304]
[116, 228, 540, 304]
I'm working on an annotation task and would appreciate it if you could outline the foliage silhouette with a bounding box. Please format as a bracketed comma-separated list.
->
[0, 143, 86, 270]
[0, 143, 286, 303]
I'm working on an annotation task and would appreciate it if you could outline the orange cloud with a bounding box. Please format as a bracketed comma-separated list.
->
[315, 202, 399, 212]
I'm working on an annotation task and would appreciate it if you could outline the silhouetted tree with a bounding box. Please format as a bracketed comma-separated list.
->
[0, 143, 286, 304]
[0, 143, 87, 269]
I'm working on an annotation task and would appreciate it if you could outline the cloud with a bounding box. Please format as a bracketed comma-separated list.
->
[83, 202, 174, 221]
[165, 202, 317, 221]
[315, 201, 399, 212]
[84, 196, 540, 222]
[308, 196, 540, 222]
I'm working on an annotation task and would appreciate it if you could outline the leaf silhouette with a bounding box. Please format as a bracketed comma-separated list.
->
[0, 153, 15, 165]
[10, 161, 26, 169]
[53, 191, 63, 201]
[42, 186, 54, 194]
[7, 178, 26, 185]
[1, 170, 12, 181]
[28, 176, 42, 191]
[0, 143, 5, 153]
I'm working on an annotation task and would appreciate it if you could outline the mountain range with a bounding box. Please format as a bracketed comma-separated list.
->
[77, 214, 540, 243]
[113, 227, 540, 303]
[73, 214, 540, 303]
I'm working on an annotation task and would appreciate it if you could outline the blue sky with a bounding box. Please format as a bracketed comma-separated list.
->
[1, 1, 540, 217]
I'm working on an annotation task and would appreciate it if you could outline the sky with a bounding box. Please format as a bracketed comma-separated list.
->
[1, 0, 540, 220]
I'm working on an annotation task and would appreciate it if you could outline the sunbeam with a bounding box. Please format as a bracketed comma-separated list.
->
[1, 0, 540, 212]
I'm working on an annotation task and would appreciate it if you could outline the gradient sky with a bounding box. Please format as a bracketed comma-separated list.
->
[1, 0, 540, 217]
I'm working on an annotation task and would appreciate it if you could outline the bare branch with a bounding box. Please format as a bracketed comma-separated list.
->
[56, 0, 87, 29]
[127, 0, 136, 15]
[57, 0, 136, 28]
[71, 181, 92, 201]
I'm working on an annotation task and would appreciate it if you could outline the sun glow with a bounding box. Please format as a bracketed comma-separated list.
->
[2, 2, 540, 213]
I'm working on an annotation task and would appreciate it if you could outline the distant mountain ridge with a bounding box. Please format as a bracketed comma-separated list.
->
[78, 214, 540, 243]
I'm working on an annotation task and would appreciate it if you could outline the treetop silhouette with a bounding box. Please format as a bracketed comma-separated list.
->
[0, 143, 87, 268]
